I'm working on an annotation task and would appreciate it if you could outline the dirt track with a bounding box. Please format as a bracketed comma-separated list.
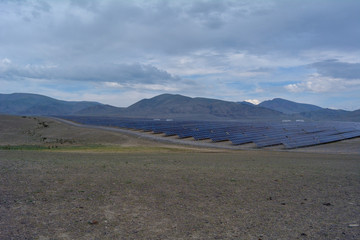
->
[52, 117, 360, 155]
[51, 117, 245, 150]
[1, 114, 360, 154]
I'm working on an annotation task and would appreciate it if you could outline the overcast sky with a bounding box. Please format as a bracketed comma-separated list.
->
[1, 0, 360, 110]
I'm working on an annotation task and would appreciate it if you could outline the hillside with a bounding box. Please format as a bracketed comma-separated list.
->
[125, 94, 284, 120]
[1, 92, 359, 121]
[0, 114, 174, 149]
[297, 108, 360, 122]
[0, 93, 284, 120]
[0, 93, 101, 116]
[259, 98, 323, 114]
[75, 104, 125, 116]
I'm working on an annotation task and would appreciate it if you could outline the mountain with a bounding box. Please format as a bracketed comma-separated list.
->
[238, 101, 255, 106]
[349, 109, 360, 121]
[124, 94, 284, 120]
[1, 92, 358, 121]
[75, 104, 125, 116]
[0, 93, 102, 116]
[259, 98, 323, 114]
[296, 108, 360, 122]
[259, 98, 360, 121]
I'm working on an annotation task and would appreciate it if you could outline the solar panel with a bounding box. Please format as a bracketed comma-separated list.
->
[59, 116, 360, 149]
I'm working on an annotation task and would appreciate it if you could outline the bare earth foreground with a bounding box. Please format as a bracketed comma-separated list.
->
[0, 115, 359, 239]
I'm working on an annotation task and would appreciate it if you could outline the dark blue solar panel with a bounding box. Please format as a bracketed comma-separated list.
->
[59, 116, 360, 149]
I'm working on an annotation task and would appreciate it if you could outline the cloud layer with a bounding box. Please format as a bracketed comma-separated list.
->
[1, 0, 360, 109]
[311, 60, 360, 80]
[0, 61, 179, 84]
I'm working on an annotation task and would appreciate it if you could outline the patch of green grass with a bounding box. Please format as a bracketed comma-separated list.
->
[0, 145, 49, 151]
[47, 145, 190, 153]
[0, 144, 190, 153]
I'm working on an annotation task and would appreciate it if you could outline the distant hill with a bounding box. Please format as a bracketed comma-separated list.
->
[124, 94, 284, 120]
[1, 92, 359, 121]
[75, 104, 125, 116]
[296, 108, 360, 122]
[259, 98, 323, 114]
[238, 101, 255, 106]
[349, 109, 360, 121]
[0, 93, 102, 116]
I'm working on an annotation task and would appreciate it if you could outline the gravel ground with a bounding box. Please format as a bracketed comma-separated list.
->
[1, 115, 359, 239]
[1, 150, 359, 239]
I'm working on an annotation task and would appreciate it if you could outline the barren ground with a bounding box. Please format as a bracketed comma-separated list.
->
[0, 115, 359, 239]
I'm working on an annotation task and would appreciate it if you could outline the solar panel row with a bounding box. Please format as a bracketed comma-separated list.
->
[61, 116, 360, 149]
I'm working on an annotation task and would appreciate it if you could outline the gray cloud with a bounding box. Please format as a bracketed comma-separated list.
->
[0, 61, 180, 84]
[285, 59, 360, 95]
[310, 59, 360, 80]
[1, 0, 360, 110]
[249, 67, 272, 73]
[1, 0, 359, 63]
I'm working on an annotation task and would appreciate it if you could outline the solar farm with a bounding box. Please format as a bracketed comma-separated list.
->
[62, 116, 360, 149]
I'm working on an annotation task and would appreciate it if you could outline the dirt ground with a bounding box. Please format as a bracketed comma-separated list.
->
[1, 150, 359, 239]
[0, 115, 359, 239]
[0, 115, 173, 148]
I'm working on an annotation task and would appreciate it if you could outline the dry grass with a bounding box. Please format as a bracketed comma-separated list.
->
[0, 115, 200, 152]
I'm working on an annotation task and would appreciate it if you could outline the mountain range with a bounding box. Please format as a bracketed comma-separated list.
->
[0, 93, 102, 116]
[0, 93, 359, 122]
[259, 98, 323, 114]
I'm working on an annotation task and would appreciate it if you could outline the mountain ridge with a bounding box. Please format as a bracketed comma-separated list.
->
[259, 98, 323, 114]
[0, 93, 102, 116]
[1, 92, 359, 121]
[124, 94, 284, 120]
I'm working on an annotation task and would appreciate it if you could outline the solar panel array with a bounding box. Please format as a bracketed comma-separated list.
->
[62, 116, 360, 149]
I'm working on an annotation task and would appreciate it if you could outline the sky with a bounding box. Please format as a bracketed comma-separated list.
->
[1, 0, 360, 110]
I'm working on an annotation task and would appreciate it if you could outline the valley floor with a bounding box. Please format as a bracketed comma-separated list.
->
[0, 115, 359, 239]
[1, 150, 359, 239]
[1, 114, 360, 154]
[0, 150, 360, 239]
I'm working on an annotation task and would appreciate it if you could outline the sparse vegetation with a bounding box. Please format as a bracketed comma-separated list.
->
[1, 114, 360, 239]
[1, 150, 359, 239]
[0, 145, 48, 150]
